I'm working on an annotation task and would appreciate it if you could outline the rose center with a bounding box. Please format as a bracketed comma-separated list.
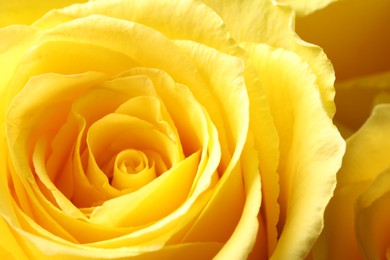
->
[103, 149, 157, 191]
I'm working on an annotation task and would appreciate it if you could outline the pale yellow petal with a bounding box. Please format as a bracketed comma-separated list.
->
[0, 26, 40, 119]
[244, 43, 344, 259]
[0, 0, 88, 27]
[296, 0, 390, 81]
[34, 0, 237, 54]
[276, 0, 337, 16]
[203, 0, 336, 117]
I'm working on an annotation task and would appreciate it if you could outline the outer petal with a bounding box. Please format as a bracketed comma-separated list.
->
[33, 0, 238, 54]
[202, 0, 336, 117]
[276, 0, 337, 16]
[0, 0, 88, 28]
[314, 104, 390, 259]
[0, 25, 40, 119]
[296, 0, 390, 81]
[35, 0, 335, 117]
[244, 43, 345, 259]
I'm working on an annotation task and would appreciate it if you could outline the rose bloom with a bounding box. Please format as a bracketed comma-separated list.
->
[297, 0, 390, 259]
[0, 0, 344, 259]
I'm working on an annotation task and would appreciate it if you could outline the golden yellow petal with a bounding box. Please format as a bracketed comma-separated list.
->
[0, 136, 28, 259]
[7, 40, 137, 104]
[89, 151, 199, 228]
[115, 96, 178, 145]
[0, 217, 28, 260]
[244, 59, 280, 257]
[6, 72, 107, 179]
[182, 159, 245, 243]
[114, 68, 222, 197]
[214, 134, 262, 259]
[173, 40, 248, 172]
[109, 149, 156, 191]
[20, 238, 222, 260]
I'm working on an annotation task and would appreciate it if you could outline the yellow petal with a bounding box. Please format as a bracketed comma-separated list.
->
[244, 60, 280, 256]
[34, 0, 237, 54]
[28, 15, 212, 108]
[356, 168, 390, 259]
[296, 0, 390, 81]
[203, 0, 336, 117]
[312, 182, 367, 260]
[173, 40, 248, 173]
[7, 39, 138, 103]
[0, 0, 88, 27]
[0, 25, 40, 119]
[114, 68, 223, 201]
[21, 238, 223, 260]
[35, 0, 335, 117]
[89, 151, 200, 228]
[214, 134, 262, 259]
[0, 135, 28, 260]
[0, 217, 28, 260]
[276, 0, 337, 16]
[334, 71, 390, 135]
[244, 43, 345, 259]
[337, 104, 390, 186]
[314, 104, 390, 259]
[182, 157, 245, 244]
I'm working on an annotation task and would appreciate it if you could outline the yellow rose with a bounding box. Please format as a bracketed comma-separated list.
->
[297, 0, 390, 259]
[0, 0, 344, 259]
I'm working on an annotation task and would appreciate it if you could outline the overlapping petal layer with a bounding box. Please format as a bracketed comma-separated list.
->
[314, 105, 390, 259]
[244, 43, 344, 259]
[0, 0, 345, 259]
